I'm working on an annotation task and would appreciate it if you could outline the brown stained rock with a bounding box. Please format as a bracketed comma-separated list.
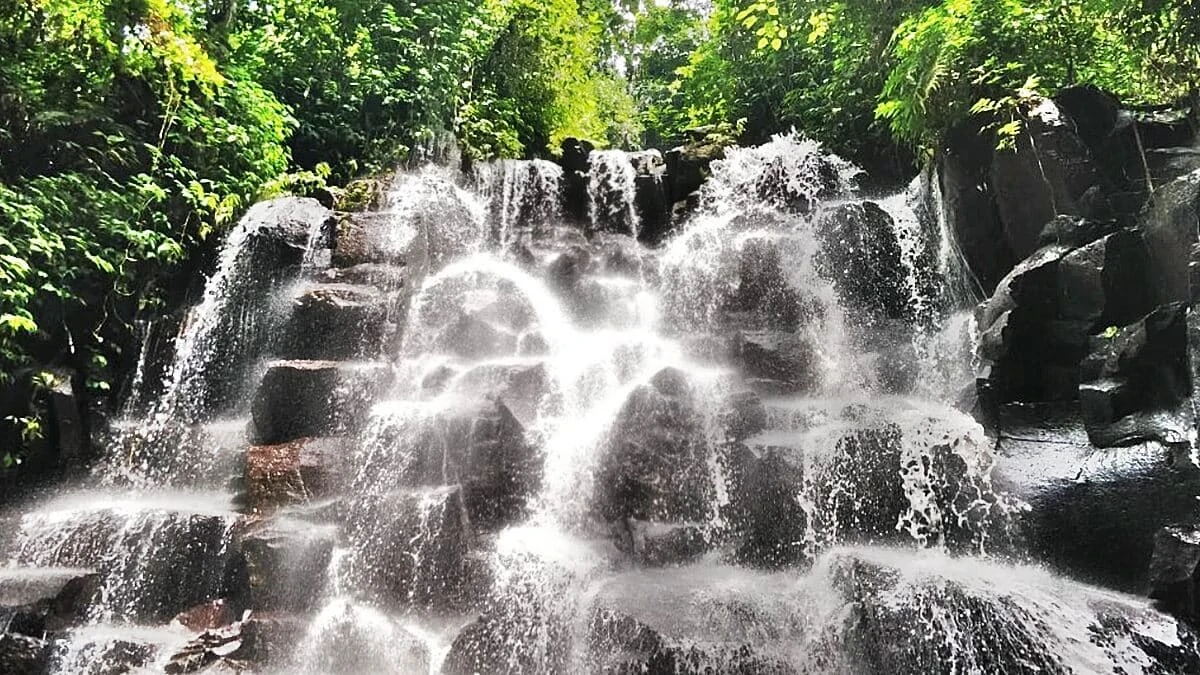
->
[244, 438, 343, 511]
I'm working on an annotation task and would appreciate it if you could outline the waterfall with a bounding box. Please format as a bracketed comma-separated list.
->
[0, 133, 1193, 675]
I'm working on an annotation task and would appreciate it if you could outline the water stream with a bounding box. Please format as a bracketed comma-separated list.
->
[1, 134, 1194, 674]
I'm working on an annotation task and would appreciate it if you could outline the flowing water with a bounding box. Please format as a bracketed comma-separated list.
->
[1, 134, 1193, 674]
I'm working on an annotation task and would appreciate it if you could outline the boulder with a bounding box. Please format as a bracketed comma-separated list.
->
[831, 548, 1200, 674]
[560, 138, 594, 223]
[733, 331, 818, 394]
[342, 486, 470, 608]
[293, 602, 429, 674]
[1057, 228, 1151, 327]
[665, 135, 729, 206]
[0, 634, 50, 675]
[815, 201, 908, 324]
[1079, 303, 1192, 446]
[318, 262, 406, 290]
[241, 197, 335, 271]
[1140, 168, 1200, 305]
[733, 423, 905, 568]
[718, 390, 768, 443]
[611, 519, 709, 567]
[976, 246, 1079, 405]
[450, 362, 552, 428]
[332, 211, 424, 268]
[596, 368, 714, 523]
[166, 613, 303, 674]
[433, 313, 519, 360]
[173, 599, 236, 632]
[1149, 525, 1200, 623]
[243, 437, 344, 511]
[240, 518, 336, 612]
[250, 360, 393, 445]
[726, 237, 803, 331]
[363, 397, 539, 531]
[280, 284, 399, 360]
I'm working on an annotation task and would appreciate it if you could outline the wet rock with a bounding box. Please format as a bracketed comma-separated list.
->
[726, 237, 802, 330]
[733, 331, 818, 394]
[433, 313, 519, 360]
[611, 519, 709, 567]
[442, 613, 553, 675]
[242, 197, 335, 271]
[319, 262, 406, 290]
[938, 96, 1114, 293]
[976, 246, 1079, 404]
[251, 360, 393, 445]
[280, 284, 399, 360]
[815, 201, 908, 324]
[332, 211, 424, 268]
[733, 424, 905, 568]
[397, 398, 539, 531]
[1057, 228, 1151, 327]
[1037, 214, 1121, 249]
[166, 613, 299, 674]
[1079, 303, 1192, 446]
[174, 599, 236, 632]
[718, 390, 768, 443]
[831, 549, 1200, 674]
[596, 368, 714, 523]
[295, 602, 429, 673]
[630, 151, 672, 243]
[560, 138, 594, 223]
[1141, 168, 1200, 305]
[240, 518, 335, 612]
[1149, 525, 1200, 623]
[0, 633, 50, 675]
[343, 486, 470, 608]
[546, 245, 592, 292]
[665, 134, 730, 206]
[243, 437, 344, 511]
[450, 362, 552, 428]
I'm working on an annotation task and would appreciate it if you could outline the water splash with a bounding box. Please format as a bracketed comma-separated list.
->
[587, 151, 640, 237]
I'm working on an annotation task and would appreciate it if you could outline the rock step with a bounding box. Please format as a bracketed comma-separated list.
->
[242, 437, 349, 512]
[250, 360, 394, 445]
[278, 283, 406, 361]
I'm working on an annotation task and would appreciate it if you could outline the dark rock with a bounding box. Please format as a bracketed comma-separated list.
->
[242, 197, 335, 271]
[343, 486, 470, 608]
[166, 613, 293, 674]
[815, 201, 908, 324]
[990, 98, 1111, 257]
[560, 138, 594, 223]
[173, 599, 235, 632]
[367, 398, 539, 531]
[976, 246, 1079, 405]
[831, 548, 1200, 674]
[280, 284, 399, 360]
[450, 362, 551, 428]
[1150, 525, 1200, 622]
[1079, 303, 1192, 446]
[240, 518, 335, 613]
[726, 237, 803, 330]
[1057, 228, 1151, 327]
[596, 368, 713, 523]
[332, 211, 423, 268]
[719, 391, 768, 443]
[319, 262, 406, 290]
[611, 519, 709, 567]
[250, 360, 393, 445]
[992, 405, 1200, 592]
[1141, 168, 1200, 305]
[733, 331, 818, 394]
[243, 437, 344, 511]
[665, 137, 729, 205]
[0, 633, 50, 675]
[1037, 214, 1121, 249]
[434, 313, 519, 360]
[547, 246, 592, 292]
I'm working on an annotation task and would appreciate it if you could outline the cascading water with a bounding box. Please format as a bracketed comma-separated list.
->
[2, 132, 1195, 675]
